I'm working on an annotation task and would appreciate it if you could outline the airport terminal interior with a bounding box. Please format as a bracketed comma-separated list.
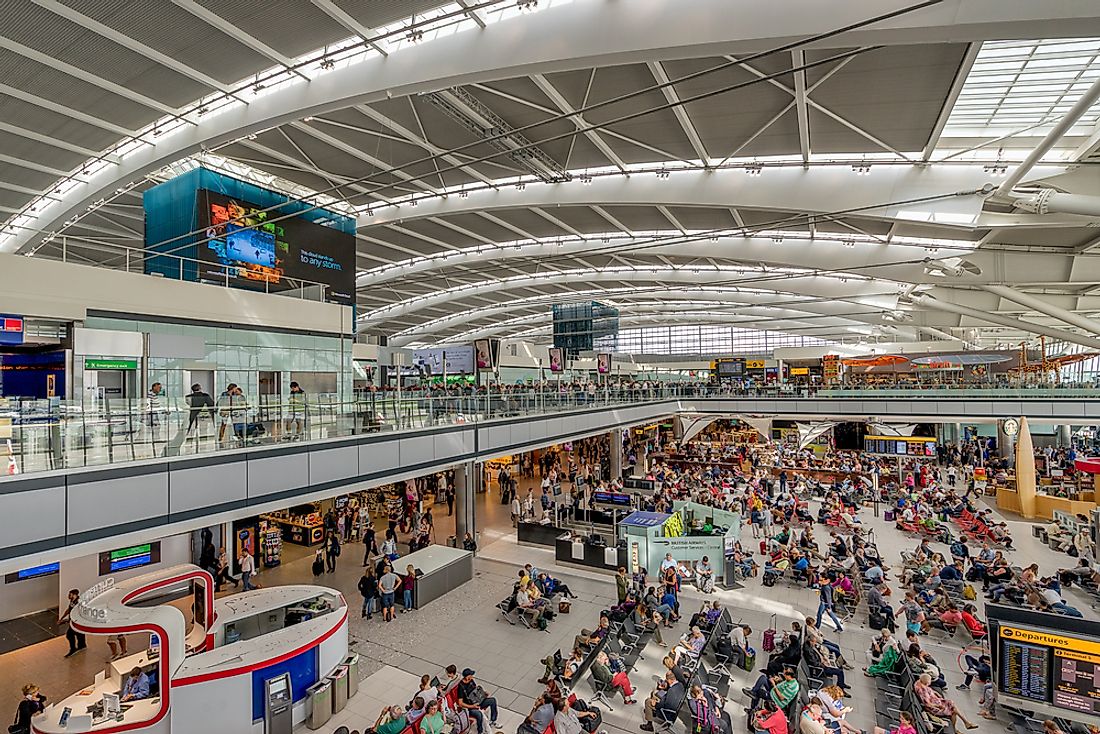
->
[6, 2, 1100, 734]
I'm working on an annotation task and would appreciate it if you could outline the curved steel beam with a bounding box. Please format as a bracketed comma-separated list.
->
[445, 310, 886, 344]
[361, 164, 1010, 233]
[388, 287, 889, 344]
[357, 214, 980, 291]
[8, 0, 1098, 253]
[360, 267, 902, 330]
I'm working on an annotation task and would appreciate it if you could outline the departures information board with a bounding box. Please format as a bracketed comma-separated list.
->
[1000, 636, 1050, 703]
[996, 623, 1100, 716]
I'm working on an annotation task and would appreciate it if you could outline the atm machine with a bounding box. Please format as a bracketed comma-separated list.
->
[264, 673, 293, 734]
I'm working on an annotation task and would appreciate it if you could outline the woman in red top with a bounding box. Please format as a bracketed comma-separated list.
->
[754, 700, 788, 734]
[960, 604, 986, 638]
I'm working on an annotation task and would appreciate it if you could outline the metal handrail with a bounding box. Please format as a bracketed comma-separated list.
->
[48, 235, 332, 301]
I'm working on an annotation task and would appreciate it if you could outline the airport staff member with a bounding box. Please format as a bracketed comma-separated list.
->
[121, 667, 150, 702]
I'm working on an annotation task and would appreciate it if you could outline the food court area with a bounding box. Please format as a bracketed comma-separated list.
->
[6, 413, 1100, 734]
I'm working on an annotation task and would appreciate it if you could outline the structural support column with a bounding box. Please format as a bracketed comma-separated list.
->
[453, 461, 480, 549]
[1057, 424, 1072, 447]
[1016, 417, 1037, 519]
[609, 429, 623, 481]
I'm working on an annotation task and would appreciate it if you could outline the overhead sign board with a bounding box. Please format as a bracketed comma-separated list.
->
[0, 315, 24, 345]
[84, 358, 139, 370]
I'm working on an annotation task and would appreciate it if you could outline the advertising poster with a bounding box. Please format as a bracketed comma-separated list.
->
[475, 339, 492, 370]
[597, 353, 611, 374]
[412, 346, 476, 376]
[549, 347, 565, 373]
[196, 189, 355, 304]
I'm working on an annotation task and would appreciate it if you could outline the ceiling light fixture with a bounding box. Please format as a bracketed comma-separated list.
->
[517, 0, 538, 10]
[852, 163, 871, 175]
[745, 163, 762, 176]
[319, 59, 336, 70]
[656, 168, 670, 180]
[406, 28, 424, 43]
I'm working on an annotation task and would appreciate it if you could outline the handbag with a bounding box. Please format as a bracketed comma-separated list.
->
[558, 600, 571, 614]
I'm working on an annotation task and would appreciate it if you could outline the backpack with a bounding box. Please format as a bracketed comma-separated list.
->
[537, 613, 549, 631]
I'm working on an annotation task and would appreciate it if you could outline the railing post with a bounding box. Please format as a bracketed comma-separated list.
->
[62, 236, 67, 262]
[126, 249, 130, 273]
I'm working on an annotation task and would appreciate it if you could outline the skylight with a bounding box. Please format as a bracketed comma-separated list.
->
[942, 38, 1100, 139]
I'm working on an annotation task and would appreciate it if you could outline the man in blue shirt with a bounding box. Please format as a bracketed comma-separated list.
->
[939, 561, 964, 582]
[121, 667, 150, 702]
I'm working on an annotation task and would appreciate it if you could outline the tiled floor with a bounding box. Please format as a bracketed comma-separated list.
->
[0, 610, 60, 655]
[1, 475, 1090, 734]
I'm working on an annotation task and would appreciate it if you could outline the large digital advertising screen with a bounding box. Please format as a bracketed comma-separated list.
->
[196, 189, 355, 304]
[412, 346, 476, 376]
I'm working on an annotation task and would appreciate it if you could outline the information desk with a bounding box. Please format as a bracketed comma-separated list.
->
[996, 487, 1097, 520]
[32, 566, 349, 734]
[214, 586, 340, 646]
[517, 521, 568, 547]
[400, 544, 473, 610]
[555, 533, 628, 573]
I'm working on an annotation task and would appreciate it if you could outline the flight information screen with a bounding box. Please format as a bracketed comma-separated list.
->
[994, 622, 1100, 716]
[1000, 637, 1050, 703]
[1054, 649, 1100, 714]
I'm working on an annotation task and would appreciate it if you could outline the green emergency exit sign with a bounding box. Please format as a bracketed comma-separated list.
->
[84, 358, 138, 370]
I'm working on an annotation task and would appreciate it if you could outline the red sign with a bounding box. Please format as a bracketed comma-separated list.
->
[0, 315, 23, 345]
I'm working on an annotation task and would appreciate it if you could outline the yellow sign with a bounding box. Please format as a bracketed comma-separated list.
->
[790, 367, 809, 376]
[1001, 626, 1100, 657]
[746, 359, 766, 369]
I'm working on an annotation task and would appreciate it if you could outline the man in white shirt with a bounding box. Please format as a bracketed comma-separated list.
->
[511, 496, 521, 527]
[239, 549, 257, 591]
[660, 553, 676, 572]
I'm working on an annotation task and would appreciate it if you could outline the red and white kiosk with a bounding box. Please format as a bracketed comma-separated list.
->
[32, 564, 348, 734]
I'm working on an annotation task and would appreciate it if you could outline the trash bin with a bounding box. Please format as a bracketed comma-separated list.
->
[329, 665, 349, 713]
[306, 680, 332, 730]
[343, 654, 360, 699]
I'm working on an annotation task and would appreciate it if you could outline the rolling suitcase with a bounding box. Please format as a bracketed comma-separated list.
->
[762, 614, 777, 652]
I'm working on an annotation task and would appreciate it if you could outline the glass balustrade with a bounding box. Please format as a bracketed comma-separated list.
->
[1, 383, 1095, 476]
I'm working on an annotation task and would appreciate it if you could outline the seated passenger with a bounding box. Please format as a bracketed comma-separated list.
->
[671, 626, 707, 664]
[370, 705, 408, 734]
[519, 693, 555, 734]
[591, 650, 637, 704]
[420, 699, 446, 734]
